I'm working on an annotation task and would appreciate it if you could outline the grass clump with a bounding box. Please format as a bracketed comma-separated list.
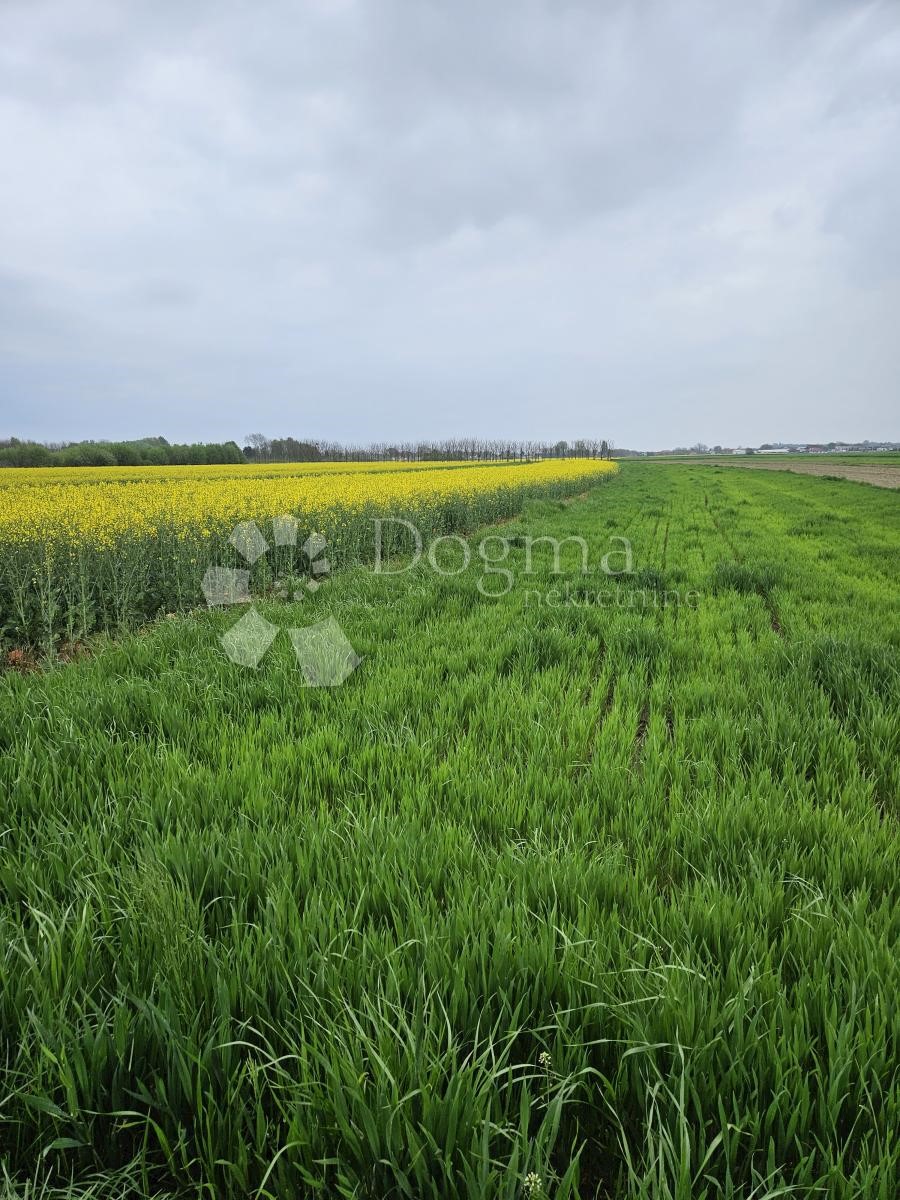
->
[711, 560, 783, 597]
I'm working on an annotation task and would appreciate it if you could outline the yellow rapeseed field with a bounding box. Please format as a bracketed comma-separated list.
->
[0, 458, 617, 646]
[0, 459, 617, 546]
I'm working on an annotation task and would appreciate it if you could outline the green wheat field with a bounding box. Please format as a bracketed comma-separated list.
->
[1, 463, 898, 1199]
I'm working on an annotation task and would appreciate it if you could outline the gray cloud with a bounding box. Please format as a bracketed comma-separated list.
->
[1, 0, 898, 448]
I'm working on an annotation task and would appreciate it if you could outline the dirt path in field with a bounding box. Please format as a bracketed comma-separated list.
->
[717, 461, 900, 489]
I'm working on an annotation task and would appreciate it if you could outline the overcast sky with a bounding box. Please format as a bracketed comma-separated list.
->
[1, 0, 898, 450]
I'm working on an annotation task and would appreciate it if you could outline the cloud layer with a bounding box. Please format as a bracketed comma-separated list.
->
[1, 0, 898, 448]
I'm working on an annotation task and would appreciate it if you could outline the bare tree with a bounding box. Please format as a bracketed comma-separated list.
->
[244, 433, 272, 462]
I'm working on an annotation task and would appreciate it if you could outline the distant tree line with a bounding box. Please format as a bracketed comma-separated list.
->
[0, 433, 613, 468]
[243, 435, 613, 463]
[0, 436, 245, 468]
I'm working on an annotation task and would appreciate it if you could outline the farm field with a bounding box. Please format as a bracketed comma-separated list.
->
[0, 457, 616, 652]
[645, 456, 900, 490]
[723, 460, 900, 489]
[641, 454, 900, 466]
[1, 463, 899, 1198]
